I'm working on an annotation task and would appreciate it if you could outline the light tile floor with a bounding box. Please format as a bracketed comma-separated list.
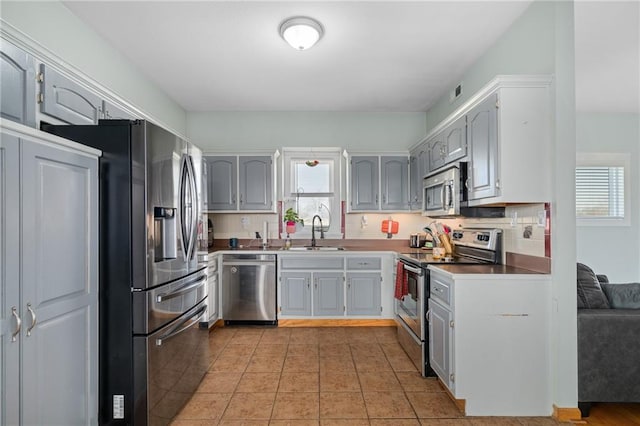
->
[172, 326, 561, 426]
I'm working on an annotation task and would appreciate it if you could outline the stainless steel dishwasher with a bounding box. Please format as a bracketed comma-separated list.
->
[222, 253, 277, 325]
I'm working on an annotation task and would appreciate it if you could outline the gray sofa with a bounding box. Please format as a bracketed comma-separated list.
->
[577, 263, 640, 417]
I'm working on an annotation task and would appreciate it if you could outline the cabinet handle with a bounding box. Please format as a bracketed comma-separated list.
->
[26, 303, 37, 337]
[375, 194, 379, 204]
[347, 279, 351, 289]
[465, 178, 470, 189]
[307, 278, 310, 289]
[11, 307, 21, 342]
[382, 194, 386, 203]
[239, 194, 243, 204]
[426, 309, 431, 322]
[314, 278, 318, 289]
[232, 194, 237, 204]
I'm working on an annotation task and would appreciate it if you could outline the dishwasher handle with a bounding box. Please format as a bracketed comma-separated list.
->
[223, 260, 276, 266]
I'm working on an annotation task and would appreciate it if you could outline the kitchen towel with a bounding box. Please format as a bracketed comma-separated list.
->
[394, 261, 409, 300]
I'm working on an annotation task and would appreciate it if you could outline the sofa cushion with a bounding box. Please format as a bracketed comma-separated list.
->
[601, 283, 640, 309]
[577, 263, 610, 309]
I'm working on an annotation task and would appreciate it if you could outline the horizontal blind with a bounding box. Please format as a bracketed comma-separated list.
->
[576, 166, 624, 218]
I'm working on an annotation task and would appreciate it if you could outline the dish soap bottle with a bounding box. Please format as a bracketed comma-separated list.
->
[284, 234, 292, 250]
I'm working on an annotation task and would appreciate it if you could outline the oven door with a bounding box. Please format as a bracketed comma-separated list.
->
[396, 261, 424, 340]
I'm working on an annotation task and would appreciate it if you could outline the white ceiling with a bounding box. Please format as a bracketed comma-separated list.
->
[62, 1, 533, 112]
[63, 1, 639, 114]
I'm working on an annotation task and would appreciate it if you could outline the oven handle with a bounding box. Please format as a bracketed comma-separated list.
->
[402, 263, 423, 276]
[156, 303, 207, 346]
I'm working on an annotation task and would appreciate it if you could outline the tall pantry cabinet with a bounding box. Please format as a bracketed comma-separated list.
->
[0, 119, 99, 425]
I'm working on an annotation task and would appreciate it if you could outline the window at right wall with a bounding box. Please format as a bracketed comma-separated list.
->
[576, 153, 630, 226]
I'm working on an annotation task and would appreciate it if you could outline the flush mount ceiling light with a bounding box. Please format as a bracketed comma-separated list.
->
[279, 16, 324, 51]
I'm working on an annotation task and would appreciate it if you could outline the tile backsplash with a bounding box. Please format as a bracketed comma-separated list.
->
[208, 202, 549, 260]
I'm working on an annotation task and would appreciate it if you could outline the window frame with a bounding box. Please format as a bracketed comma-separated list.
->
[281, 147, 344, 239]
[576, 152, 630, 227]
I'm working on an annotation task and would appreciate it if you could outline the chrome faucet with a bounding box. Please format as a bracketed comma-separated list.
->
[311, 215, 324, 247]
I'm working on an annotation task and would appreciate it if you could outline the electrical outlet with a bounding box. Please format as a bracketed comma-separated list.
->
[510, 211, 518, 227]
[240, 216, 250, 229]
[537, 210, 546, 228]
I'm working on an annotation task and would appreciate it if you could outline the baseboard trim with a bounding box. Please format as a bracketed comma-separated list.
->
[438, 378, 466, 415]
[553, 405, 583, 422]
[278, 319, 397, 327]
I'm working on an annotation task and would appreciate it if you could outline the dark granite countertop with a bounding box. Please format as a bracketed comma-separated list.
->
[428, 264, 547, 275]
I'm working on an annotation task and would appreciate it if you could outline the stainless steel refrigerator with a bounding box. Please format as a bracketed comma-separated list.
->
[42, 120, 209, 425]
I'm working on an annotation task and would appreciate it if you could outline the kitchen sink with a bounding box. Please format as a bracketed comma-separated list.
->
[283, 246, 345, 251]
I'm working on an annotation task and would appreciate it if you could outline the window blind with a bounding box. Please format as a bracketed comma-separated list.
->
[576, 166, 624, 218]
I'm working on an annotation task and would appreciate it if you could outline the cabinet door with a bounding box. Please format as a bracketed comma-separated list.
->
[206, 156, 237, 211]
[0, 40, 36, 127]
[429, 299, 452, 391]
[381, 156, 409, 211]
[239, 156, 272, 211]
[467, 94, 499, 200]
[20, 139, 99, 425]
[427, 134, 446, 173]
[281, 272, 311, 316]
[443, 115, 467, 164]
[103, 100, 135, 120]
[0, 133, 20, 425]
[39, 64, 102, 125]
[350, 156, 379, 210]
[208, 273, 219, 321]
[409, 144, 427, 210]
[346, 273, 381, 316]
[313, 272, 344, 316]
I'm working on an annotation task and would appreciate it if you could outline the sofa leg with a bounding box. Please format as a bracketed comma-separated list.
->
[578, 402, 592, 417]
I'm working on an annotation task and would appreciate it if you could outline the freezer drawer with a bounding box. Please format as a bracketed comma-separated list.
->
[133, 298, 209, 426]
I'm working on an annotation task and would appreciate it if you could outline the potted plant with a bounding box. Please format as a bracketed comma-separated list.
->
[283, 208, 303, 234]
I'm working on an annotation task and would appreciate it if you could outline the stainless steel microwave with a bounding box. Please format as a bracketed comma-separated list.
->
[422, 163, 468, 217]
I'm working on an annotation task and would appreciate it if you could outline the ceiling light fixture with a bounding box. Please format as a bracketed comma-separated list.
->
[279, 16, 324, 51]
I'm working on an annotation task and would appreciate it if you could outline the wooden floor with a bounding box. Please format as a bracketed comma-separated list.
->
[579, 403, 640, 425]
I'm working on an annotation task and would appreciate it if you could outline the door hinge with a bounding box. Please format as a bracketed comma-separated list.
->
[37, 93, 44, 104]
[495, 100, 500, 109]
[450, 373, 455, 382]
[36, 72, 44, 83]
[343, 276, 345, 282]
[449, 320, 455, 328]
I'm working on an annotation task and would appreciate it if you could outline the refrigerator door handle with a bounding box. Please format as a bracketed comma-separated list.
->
[178, 155, 190, 261]
[185, 155, 198, 261]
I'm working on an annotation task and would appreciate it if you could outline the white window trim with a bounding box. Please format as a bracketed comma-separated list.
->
[576, 152, 631, 227]
[281, 147, 344, 239]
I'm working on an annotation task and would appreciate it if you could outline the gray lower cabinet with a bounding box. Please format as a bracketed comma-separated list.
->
[280, 272, 312, 316]
[467, 93, 499, 200]
[1, 125, 99, 425]
[313, 272, 344, 316]
[428, 298, 453, 390]
[239, 156, 272, 211]
[346, 273, 381, 316]
[0, 39, 36, 127]
[39, 64, 102, 125]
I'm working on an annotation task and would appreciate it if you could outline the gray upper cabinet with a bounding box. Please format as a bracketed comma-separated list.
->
[466, 93, 499, 200]
[39, 64, 102, 125]
[206, 156, 237, 211]
[0, 40, 36, 127]
[427, 133, 447, 173]
[102, 100, 135, 120]
[426, 115, 467, 175]
[380, 156, 409, 210]
[409, 143, 427, 210]
[313, 272, 344, 316]
[350, 156, 379, 211]
[239, 156, 272, 211]
[443, 115, 467, 164]
[1, 125, 99, 425]
[346, 273, 381, 316]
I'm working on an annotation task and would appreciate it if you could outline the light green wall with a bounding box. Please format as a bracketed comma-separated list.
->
[576, 112, 640, 282]
[0, 1, 187, 135]
[425, 1, 555, 132]
[187, 111, 427, 152]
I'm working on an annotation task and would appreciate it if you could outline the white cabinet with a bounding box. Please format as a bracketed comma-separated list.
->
[201, 254, 219, 327]
[427, 266, 552, 416]
[1, 119, 99, 425]
[465, 80, 551, 205]
[348, 155, 409, 212]
[204, 154, 275, 212]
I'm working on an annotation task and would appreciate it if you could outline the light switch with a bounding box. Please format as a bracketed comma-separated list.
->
[537, 210, 546, 228]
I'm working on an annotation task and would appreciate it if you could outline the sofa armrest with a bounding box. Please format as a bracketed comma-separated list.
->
[578, 309, 640, 402]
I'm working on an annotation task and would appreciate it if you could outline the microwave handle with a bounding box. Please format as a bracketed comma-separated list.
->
[445, 182, 453, 209]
